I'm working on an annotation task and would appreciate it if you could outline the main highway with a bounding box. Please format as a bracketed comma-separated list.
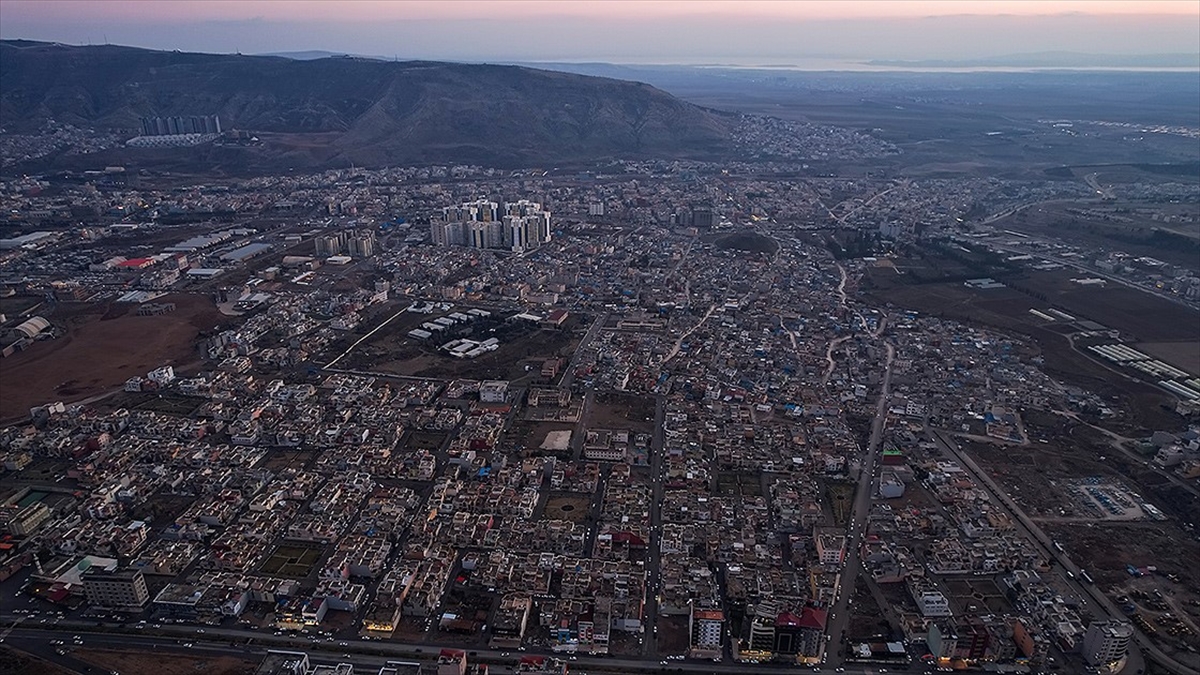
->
[1, 622, 906, 675]
[928, 429, 1198, 675]
[824, 342, 895, 671]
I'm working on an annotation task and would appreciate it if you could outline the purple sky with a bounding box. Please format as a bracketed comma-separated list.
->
[2, 0, 1197, 64]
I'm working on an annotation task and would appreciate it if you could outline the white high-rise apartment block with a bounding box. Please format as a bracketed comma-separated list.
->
[431, 199, 550, 251]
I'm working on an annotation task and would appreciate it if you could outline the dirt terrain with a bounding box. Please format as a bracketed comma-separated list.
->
[965, 408, 1200, 663]
[1136, 341, 1200, 377]
[333, 306, 581, 382]
[0, 293, 227, 421]
[866, 261, 1191, 434]
[993, 199, 1200, 270]
[75, 648, 257, 675]
[0, 646, 74, 675]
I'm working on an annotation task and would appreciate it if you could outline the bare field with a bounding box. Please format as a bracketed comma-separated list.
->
[866, 268, 1187, 432]
[0, 294, 226, 421]
[0, 646, 74, 675]
[341, 312, 579, 382]
[1135, 341, 1200, 377]
[74, 648, 258, 675]
[0, 293, 44, 317]
[260, 450, 316, 472]
[503, 421, 576, 458]
[545, 494, 592, 523]
[587, 392, 656, 433]
[1023, 269, 1200, 342]
[655, 615, 691, 655]
[259, 543, 323, 578]
[968, 440, 1101, 519]
[867, 257, 1200, 343]
[845, 574, 889, 640]
[994, 199, 1200, 269]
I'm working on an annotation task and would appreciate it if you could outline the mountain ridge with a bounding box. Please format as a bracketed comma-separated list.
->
[0, 40, 738, 170]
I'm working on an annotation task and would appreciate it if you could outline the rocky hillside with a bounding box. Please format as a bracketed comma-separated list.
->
[0, 40, 737, 169]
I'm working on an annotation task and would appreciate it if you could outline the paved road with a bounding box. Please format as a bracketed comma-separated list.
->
[928, 430, 1199, 675]
[644, 395, 667, 657]
[559, 311, 609, 390]
[1083, 172, 1116, 200]
[323, 305, 409, 369]
[0, 624, 906, 675]
[825, 342, 895, 669]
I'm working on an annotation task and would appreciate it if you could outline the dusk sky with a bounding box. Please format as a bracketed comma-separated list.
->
[1, 0, 1198, 65]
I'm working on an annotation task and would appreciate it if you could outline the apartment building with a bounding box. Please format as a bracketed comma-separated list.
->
[83, 567, 150, 610]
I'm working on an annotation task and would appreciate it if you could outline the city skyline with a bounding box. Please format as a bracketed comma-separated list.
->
[1, 7, 1198, 673]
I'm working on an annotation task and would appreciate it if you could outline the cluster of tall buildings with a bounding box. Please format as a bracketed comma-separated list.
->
[139, 115, 222, 137]
[431, 199, 552, 252]
[314, 230, 377, 258]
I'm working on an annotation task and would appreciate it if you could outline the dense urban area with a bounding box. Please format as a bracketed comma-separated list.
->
[1, 89, 1200, 675]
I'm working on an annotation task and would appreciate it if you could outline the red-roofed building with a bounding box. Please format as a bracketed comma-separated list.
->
[611, 531, 645, 547]
[542, 309, 569, 327]
[46, 583, 73, 604]
[797, 606, 828, 658]
[775, 611, 802, 627]
[438, 648, 467, 675]
[117, 257, 155, 269]
[689, 606, 724, 658]
[773, 611, 804, 656]
[798, 606, 827, 630]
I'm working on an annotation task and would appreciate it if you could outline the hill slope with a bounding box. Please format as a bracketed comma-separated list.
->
[0, 40, 736, 169]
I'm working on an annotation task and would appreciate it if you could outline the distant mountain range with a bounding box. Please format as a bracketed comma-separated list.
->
[260, 50, 1199, 71]
[865, 52, 1199, 69]
[259, 50, 385, 61]
[0, 40, 737, 170]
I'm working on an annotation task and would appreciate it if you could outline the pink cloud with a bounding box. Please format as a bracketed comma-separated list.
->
[3, 0, 1195, 24]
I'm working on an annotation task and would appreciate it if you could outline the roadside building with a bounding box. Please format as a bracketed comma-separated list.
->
[83, 567, 150, 610]
[1082, 621, 1133, 672]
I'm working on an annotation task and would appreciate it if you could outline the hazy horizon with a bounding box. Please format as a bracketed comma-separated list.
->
[1, 0, 1198, 67]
